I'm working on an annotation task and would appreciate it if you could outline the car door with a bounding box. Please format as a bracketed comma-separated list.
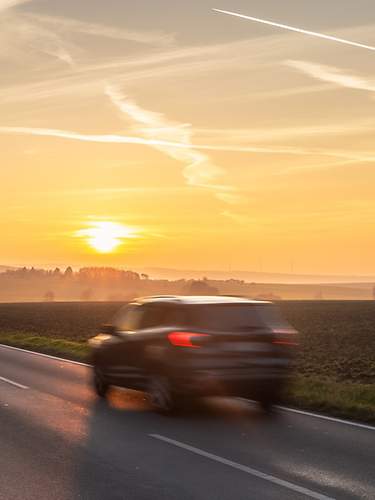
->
[107, 302, 170, 390]
[126, 302, 171, 384]
[105, 303, 145, 389]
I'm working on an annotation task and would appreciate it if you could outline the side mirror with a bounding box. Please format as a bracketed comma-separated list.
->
[100, 324, 117, 336]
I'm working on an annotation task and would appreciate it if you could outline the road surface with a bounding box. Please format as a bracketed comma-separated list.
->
[0, 344, 374, 500]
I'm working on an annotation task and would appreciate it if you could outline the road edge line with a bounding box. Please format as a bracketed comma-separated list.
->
[237, 398, 375, 432]
[275, 404, 375, 432]
[0, 343, 90, 367]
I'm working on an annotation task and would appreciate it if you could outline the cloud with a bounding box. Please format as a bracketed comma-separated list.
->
[0, 9, 76, 67]
[0, 9, 172, 70]
[26, 13, 174, 45]
[105, 85, 242, 201]
[0, 125, 221, 151]
[43, 46, 75, 67]
[221, 210, 252, 224]
[213, 9, 375, 52]
[0, 0, 30, 12]
[0, 30, 303, 105]
[216, 192, 247, 205]
[1, 125, 374, 163]
[286, 60, 375, 93]
[195, 119, 375, 143]
[0, 9, 374, 105]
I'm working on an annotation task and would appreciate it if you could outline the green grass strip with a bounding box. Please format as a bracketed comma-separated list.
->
[286, 376, 375, 424]
[0, 331, 89, 362]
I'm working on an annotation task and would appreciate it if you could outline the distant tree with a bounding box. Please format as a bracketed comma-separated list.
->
[53, 267, 61, 277]
[64, 266, 73, 278]
[141, 273, 149, 280]
[186, 280, 218, 296]
[44, 290, 55, 302]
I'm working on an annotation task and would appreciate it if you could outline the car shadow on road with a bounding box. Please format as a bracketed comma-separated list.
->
[72, 388, 282, 499]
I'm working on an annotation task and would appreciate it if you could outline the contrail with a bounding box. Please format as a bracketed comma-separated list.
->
[213, 8, 375, 52]
[1, 125, 374, 162]
[0, 125, 312, 154]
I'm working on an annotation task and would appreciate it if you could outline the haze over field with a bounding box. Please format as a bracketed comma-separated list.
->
[0, 266, 374, 302]
[1, 0, 374, 276]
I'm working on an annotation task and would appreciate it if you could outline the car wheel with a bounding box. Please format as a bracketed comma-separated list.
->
[259, 397, 274, 413]
[148, 376, 176, 414]
[93, 367, 109, 398]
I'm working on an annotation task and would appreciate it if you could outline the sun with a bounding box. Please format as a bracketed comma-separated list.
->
[76, 222, 137, 253]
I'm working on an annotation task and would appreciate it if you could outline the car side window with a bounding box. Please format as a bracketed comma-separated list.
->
[168, 306, 186, 327]
[113, 304, 142, 331]
[138, 303, 169, 329]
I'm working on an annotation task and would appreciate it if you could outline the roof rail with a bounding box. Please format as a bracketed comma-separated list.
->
[150, 295, 177, 297]
[148, 295, 179, 298]
[218, 294, 250, 299]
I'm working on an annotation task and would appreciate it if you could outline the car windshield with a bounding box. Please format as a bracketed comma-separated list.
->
[185, 304, 290, 332]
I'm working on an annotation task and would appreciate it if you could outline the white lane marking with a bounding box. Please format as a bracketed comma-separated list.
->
[1, 343, 374, 433]
[0, 343, 89, 367]
[150, 434, 334, 500]
[0, 375, 28, 390]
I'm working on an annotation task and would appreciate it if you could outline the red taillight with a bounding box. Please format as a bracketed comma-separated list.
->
[272, 329, 298, 347]
[168, 332, 209, 348]
[272, 339, 298, 346]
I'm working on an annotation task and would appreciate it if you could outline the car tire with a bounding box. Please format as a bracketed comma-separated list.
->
[148, 375, 179, 414]
[93, 367, 109, 398]
[259, 397, 275, 413]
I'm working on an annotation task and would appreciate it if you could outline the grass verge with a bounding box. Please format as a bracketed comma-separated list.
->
[1, 332, 374, 424]
[0, 331, 89, 362]
[285, 376, 375, 424]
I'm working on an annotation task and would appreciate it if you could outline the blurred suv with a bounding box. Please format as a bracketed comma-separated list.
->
[89, 295, 297, 412]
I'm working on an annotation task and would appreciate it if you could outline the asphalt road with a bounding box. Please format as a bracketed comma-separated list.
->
[0, 345, 374, 500]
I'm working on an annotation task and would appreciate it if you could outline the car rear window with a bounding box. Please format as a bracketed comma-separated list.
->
[185, 304, 290, 332]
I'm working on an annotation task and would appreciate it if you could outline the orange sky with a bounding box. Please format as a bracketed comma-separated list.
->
[1, 0, 375, 275]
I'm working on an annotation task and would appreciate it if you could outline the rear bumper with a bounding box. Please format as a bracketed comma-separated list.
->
[171, 368, 291, 398]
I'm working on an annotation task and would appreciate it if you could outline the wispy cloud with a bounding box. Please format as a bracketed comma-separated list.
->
[0, 0, 30, 12]
[3, 18, 373, 107]
[105, 85, 244, 202]
[26, 13, 174, 45]
[285, 60, 375, 93]
[0, 32, 302, 104]
[0, 9, 76, 67]
[43, 46, 75, 67]
[221, 210, 252, 224]
[50, 187, 191, 198]
[1, 125, 374, 163]
[0, 8, 172, 70]
[195, 119, 375, 143]
[213, 8, 375, 52]
[216, 192, 247, 205]
[0, 125, 221, 151]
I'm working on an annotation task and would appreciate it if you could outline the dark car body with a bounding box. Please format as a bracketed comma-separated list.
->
[89, 296, 297, 411]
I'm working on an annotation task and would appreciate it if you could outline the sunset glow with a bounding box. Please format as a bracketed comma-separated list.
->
[0, 1, 374, 275]
[76, 222, 137, 253]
